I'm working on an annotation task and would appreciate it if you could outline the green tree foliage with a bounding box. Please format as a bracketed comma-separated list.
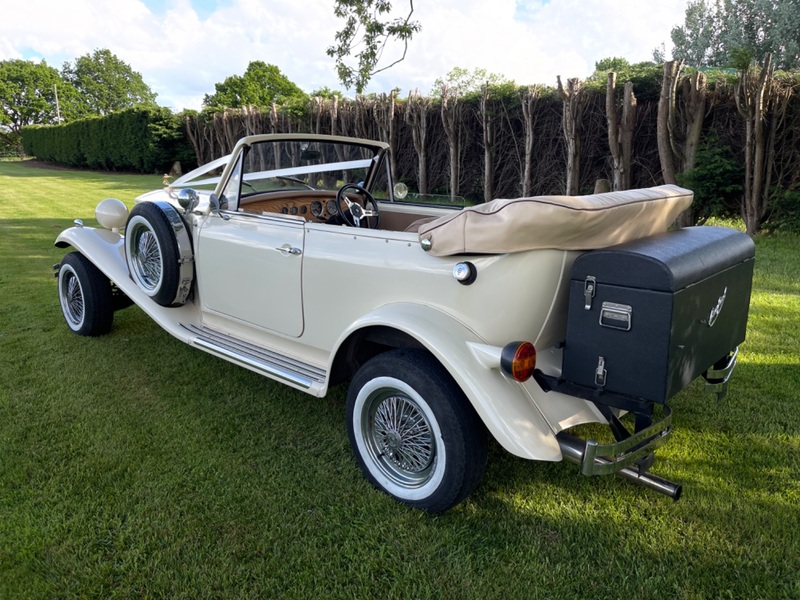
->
[431, 67, 513, 98]
[671, 0, 800, 69]
[676, 136, 744, 222]
[309, 86, 345, 99]
[203, 61, 307, 109]
[327, 0, 421, 93]
[0, 59, 71, 152]
[587, 57, 662, 101]
[61, 49, 158, 116]
[22, 108, 193, 173]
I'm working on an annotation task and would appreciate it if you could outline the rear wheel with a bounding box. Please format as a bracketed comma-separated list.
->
[346, 349, 487, 513]
[57, 252, 113, 336]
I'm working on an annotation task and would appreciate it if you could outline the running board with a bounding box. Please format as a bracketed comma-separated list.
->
[181, 324, 326, 391]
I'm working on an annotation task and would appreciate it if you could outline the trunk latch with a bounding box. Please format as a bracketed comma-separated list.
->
[584, 276, 596, 310]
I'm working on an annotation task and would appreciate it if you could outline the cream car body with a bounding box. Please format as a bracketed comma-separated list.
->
[55, 133, 749, 512]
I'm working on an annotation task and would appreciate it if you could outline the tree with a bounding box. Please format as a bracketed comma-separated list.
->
[62, 49, 157, 116]
[671, 0, 800, 70]
[327, 0, 421, 93]
[656, 60, 707, 225]
[520, 86, 541, 197]
[405, 90, 430, 194]
[440, 85, 464, 200]
[587, 57, 662, 101]
[431, 67, 511, 98]
[0, 59, 67, 152]
[203, 61, 306, 110]
[734, 54, 794, 234]
[557, 76, 586, 196]
[606, 73, 637, 191]
[670, 0, 722, 66]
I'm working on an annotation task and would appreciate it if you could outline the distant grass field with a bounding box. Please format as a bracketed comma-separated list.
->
[1, 160, 798, 598]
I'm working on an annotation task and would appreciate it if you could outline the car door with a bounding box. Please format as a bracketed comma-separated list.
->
[196, 211, 305, 337]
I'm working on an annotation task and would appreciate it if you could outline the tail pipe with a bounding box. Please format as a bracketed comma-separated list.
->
[557, 434, 683, 501]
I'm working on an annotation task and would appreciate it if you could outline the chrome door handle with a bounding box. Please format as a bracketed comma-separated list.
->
[275, 245, 302, 256]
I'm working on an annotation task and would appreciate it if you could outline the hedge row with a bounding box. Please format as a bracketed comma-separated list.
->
[20, 108, 195, 173]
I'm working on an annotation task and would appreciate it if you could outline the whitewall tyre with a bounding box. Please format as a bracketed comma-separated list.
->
[58, 252, 114, 336]
[346, 349, 488, 513]
[124, 202, 192, 307]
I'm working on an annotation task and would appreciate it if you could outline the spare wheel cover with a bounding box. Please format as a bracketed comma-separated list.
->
[125, 200, 194, 306]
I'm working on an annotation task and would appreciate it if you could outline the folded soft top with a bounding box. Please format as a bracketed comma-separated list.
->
[417, 185, 694, 256]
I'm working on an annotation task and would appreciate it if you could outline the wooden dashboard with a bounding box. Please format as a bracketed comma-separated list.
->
[239, 192, 361, 221]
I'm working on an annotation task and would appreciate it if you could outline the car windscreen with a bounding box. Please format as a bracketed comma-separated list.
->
[240, 140, 380, 196]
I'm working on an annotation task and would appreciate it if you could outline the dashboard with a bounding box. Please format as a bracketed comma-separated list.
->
[240, 194, 355, 221]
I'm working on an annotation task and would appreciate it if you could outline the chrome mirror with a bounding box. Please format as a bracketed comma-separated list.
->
[209, 193, 230, 220]
[176, 188, 200, 213]
[393, 182, 409, 200]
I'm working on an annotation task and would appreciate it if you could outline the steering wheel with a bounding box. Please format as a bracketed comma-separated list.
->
[336, 183, 381, 228]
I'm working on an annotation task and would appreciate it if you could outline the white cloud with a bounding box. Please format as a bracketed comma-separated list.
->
[0, 0, 689, 110]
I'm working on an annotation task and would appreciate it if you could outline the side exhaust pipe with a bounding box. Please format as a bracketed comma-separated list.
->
[558, 434, 683, 501]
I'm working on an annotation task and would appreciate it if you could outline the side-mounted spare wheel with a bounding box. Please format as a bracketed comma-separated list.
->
[58, 252, 114, 336]
[346, 349, 488, 513]
[124, 201, 194, 307]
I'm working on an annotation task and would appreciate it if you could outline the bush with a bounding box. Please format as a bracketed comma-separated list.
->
[20, 108, 194, 173]
[677, 138, 744, 222]
[763, 189, 800, 234]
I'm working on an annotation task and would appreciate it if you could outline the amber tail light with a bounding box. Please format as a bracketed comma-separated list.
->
[500, 341, 537, 382]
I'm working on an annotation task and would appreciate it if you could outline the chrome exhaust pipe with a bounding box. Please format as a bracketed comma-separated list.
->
[558, 434, 683, 501]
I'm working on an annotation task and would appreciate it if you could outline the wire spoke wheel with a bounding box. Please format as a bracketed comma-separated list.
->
[60, 267, 85, 328]
[123, 202, 193, 307]
[366, 391, 435, 486]
[346, 350, 488, 513]
[57, 253, 113, 337]
[129, 225, 163, 292]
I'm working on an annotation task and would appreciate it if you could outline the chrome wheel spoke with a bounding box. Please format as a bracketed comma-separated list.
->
[62, 272, 84, 325]
[372, 395, 433, 475]
[132, 228, 162, 289]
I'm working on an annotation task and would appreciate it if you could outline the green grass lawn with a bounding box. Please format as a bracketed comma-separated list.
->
[1, 160, 798, 598]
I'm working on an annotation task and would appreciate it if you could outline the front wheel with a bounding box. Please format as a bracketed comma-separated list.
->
[346, 349, 487, 513]
[57, 252, 114, 336]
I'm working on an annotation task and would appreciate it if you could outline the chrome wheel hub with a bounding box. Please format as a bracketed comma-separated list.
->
[131, 228, 162, 290]
[369, 393, 434, 479]
[61, 271, 84, 326]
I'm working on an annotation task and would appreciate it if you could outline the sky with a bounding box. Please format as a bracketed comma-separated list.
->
[0, 0, 689, 111]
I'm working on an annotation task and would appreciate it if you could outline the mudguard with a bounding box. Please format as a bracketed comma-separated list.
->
[55, 226, 200, 341]
[332, 302, 605, 461]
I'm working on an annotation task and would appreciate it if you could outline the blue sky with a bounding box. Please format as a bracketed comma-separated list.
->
[514, 0, 551, 21]
[139, 0, 227, 20]
[1, 0, 689, 111]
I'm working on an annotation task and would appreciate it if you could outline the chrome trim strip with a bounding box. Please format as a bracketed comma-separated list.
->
[153, 200, 194, 304]
[181, 324, 325, 388]
[194, 338, 313, 388]
[222, 210, 306, 227]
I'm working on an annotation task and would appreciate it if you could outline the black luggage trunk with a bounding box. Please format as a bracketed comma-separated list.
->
[561, 226, 755, 405]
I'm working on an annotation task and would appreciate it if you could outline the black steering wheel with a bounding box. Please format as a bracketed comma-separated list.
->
[335, 183, 381, 228]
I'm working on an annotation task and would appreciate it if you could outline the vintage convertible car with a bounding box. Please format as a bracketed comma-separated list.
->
[54, 134, 755, 513]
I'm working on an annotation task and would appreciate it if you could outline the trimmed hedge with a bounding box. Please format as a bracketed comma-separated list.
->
[21, 108, 195, 173]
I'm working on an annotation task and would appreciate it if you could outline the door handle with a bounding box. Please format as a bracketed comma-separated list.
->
[275, 245, 302, 256]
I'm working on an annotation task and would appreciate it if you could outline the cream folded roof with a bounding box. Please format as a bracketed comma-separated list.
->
[417, 185, 693, 256]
